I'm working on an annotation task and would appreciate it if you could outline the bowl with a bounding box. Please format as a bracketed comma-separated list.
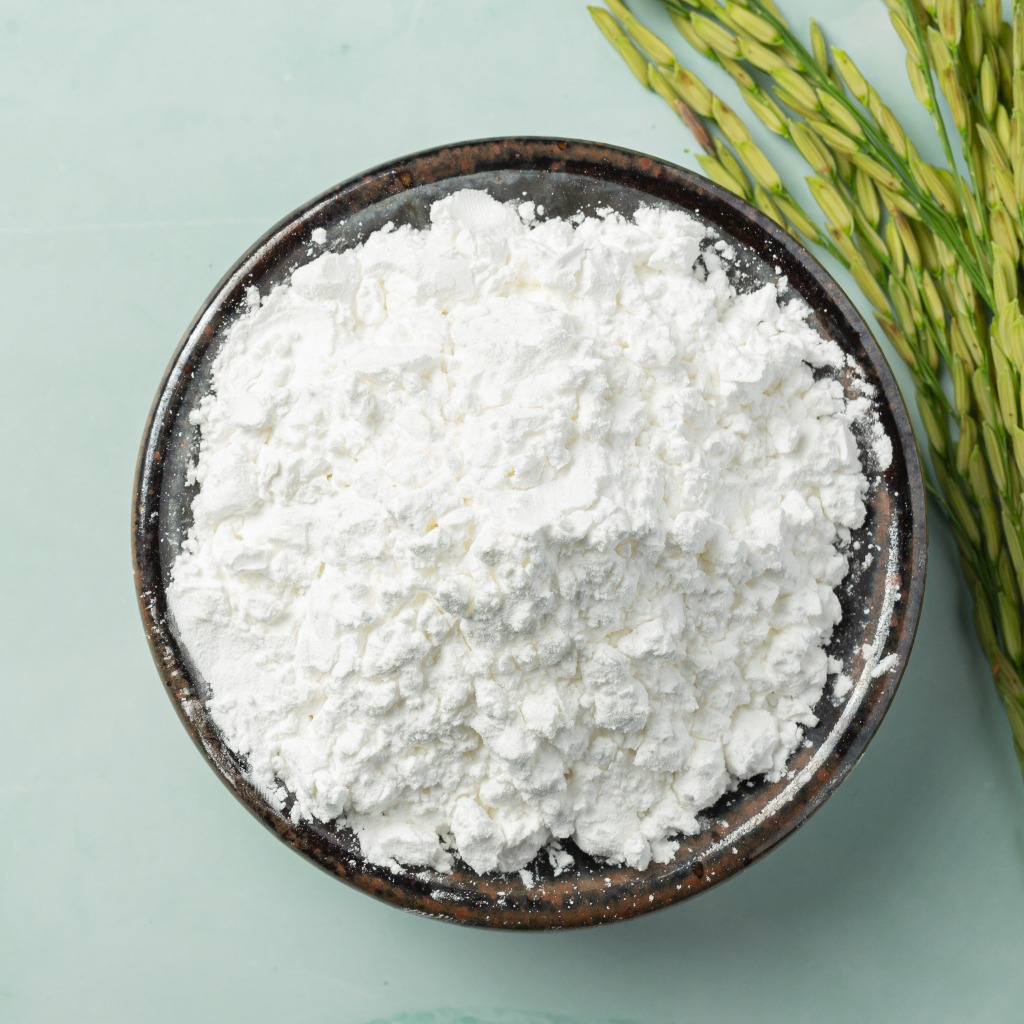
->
[133, 137, 926, 928]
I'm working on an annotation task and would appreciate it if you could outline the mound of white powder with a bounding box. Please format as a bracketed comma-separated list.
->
[168, 190, 881, 874]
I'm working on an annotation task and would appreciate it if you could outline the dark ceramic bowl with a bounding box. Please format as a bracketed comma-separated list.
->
[133, 138, 926, 929]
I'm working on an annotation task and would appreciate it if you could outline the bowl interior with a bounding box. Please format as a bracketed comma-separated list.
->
[134, 138, 926, 928]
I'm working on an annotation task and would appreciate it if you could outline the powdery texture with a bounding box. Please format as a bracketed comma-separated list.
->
[168, 191, 876, 874]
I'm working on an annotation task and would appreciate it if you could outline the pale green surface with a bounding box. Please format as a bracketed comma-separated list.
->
[2, 1, 1024, 1021]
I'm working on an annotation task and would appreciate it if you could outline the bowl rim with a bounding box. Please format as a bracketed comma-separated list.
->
[132, 136, 927, 929]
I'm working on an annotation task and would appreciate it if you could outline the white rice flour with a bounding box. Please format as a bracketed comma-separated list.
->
[167, 190, 882, 874]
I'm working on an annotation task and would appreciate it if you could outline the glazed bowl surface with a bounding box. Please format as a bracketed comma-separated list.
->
[133, 138, 926, 928]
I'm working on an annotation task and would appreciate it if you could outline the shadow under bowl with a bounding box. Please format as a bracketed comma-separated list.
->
[133, 137, 927, 929]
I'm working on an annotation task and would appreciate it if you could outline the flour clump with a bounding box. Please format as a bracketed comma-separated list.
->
[167, 190, 879, 874]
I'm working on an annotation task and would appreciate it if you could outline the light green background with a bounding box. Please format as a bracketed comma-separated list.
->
[2, 2, 1023, 1021]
